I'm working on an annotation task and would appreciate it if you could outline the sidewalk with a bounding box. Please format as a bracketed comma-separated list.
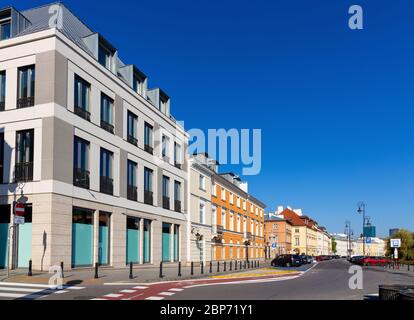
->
[369, 264, 414, 278]
[0, 260, 272, 286]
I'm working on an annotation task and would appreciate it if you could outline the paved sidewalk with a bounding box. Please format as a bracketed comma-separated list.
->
[368, 264, 414, 278]
[0, 260, 272, 286]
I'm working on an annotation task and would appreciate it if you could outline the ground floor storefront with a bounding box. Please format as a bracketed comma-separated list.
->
[0, 193, 188, 271]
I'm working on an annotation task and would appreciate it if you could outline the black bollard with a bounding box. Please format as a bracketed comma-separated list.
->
[224, 261, 227, 272]
[178, 261, 182, 277]
[129, 262, 133, 279]
[159, 261, 164, 278]
[28, 260, 33, 277]
[217, 261, 220, 273]
[247, 261, 250, 269]
[209, 261, 213, 273]
[94, 262, 99, 279]
[201, 262, 204, 274]
[258, 260, 260, 268]
[235, 260, 238, 271]
[230, 261, 232, 271]
[60, 261, 64, 278]
[191, 261, 194, 276]
[240, 261, 242, 270]
[244, 261, 246, 269]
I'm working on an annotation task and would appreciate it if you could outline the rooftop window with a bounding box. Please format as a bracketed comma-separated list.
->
[0, 20, 11, 40]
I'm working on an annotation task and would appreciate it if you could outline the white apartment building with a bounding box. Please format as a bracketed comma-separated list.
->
[0, 3, 189, 270]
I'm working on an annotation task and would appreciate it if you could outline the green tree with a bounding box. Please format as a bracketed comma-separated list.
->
[332, 238, 337, 254]
[385, 229, 414, 261]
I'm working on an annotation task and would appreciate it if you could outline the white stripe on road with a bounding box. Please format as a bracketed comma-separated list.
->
[145, 296, 165, 300]
[91, 298, 108, 300]
[133, 286, 148, 290]
[0, 282, 85, 290]
[54, 290, 69, 294]
[120, 290, 136, 293]
[0, 287, 42, 293]
[169, 288, 184, 292]
[104, 294, 123, 298]
[158, 292, 175, 296]
[0, 292, 28, 298]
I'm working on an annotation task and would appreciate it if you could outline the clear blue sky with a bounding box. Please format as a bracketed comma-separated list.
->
[22, 0, 414, 236]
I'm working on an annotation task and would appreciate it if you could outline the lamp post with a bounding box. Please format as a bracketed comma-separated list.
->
[357, 202, 366, 256]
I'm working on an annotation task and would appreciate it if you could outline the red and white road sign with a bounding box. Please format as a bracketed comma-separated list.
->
[15, 203, 25, 216]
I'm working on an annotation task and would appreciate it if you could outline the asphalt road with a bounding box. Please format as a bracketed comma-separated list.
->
[168, 259, 414, 300]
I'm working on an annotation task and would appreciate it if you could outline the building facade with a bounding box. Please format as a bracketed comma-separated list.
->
[0, 3, 189, 270]
[264, 217, 292, 258]
[211, 173, 266, 261]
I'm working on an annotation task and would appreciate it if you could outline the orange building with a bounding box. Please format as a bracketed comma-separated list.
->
[264, 217, 292, 258]
[211, 173, 266, 261]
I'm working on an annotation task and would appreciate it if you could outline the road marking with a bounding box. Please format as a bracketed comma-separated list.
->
[146, 296, 165, 300]
[0, 282, 85, 290]
[169, 288, 184, 292]
[133, 286, 148, 290]
[120, 290, 136, 293]
[0, 287, 42, 293]
[0, 292, 28, 298]
[54, 290, 69, 294]
[104, 294, 123, 298]
[159, 292, 175, 296]
[91, 298, 107, 300]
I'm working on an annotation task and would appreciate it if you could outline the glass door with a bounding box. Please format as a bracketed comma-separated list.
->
[98, 212, 111, 266]
[72, 208, 94, 268]
[126, 217, 140, 264]
[0, 205, 10, 269]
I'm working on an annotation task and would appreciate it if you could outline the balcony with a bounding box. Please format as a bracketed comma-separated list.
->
[174, 200, 181, 213]
[144, 190, 153, 205]
[216, 225, 224, 235]
[14, 162, 33, 182]
[17, 96, 34, 109]
[100, 176, 113, 195]
[74, 105, 91, 121]
[0, 101, 4, 111]
[144, 144, 153, 155]
[73, 167, 90, 189]
[127, 135, 138, 147]
[127, 185, 137, 201]
[101, 120, 114, 134]
[162, 196, 170, 210]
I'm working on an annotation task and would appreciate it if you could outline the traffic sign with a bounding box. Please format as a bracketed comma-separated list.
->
[365, 237, 371, 244]
[390, 239, 401, 248]
[15, 203, 25, 217]
[14, 216, 25, 225]
[271, 243, 277, 249]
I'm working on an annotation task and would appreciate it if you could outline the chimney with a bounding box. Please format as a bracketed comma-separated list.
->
[293, 209, 303, 216]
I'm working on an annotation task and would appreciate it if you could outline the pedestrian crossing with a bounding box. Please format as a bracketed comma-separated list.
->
[0, 282, 85, 300]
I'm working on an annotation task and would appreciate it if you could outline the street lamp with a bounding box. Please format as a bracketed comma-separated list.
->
[357, 202, 366, 256]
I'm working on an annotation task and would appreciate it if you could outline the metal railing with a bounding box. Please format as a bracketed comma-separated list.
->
[73, 167, 90, 189]
[100, 176, 114, 195]
[14, 162, 33, 182]
[144, 190, 153, 205]
[163, 196, 170, 210]
[17, 96, 34, 109]
[74, 105, 91, 121]
[101, 120, 114, 134]
[127, 135, 138, 147]
[174, 200, 181, 213]
[127, 185, 137, 201]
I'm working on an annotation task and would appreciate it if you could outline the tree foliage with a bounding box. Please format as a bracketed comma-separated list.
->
[385, 229, 414, 261]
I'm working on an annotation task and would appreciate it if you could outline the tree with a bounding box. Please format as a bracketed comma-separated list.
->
[332, 238, 337, 254]
[385, 229, 414, 261]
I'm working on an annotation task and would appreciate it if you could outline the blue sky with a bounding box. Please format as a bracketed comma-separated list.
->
[21, 0, 414, 236]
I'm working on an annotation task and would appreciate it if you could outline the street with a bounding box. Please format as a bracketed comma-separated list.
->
[0, 259, 412, 300]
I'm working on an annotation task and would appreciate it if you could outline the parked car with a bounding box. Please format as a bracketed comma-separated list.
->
[299, 255, 309, 264]
[360, 256, 391, 266]
[271, 254, 303, 267]
[350, 256, 365, 264]
[306, 256, 315, 263]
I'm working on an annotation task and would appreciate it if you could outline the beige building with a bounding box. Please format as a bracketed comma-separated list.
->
[354, 237, 386, 257]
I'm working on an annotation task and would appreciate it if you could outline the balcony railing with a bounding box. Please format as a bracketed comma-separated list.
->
[17, 96, 34, 109]
[74, 105, 91, 121]
[15, 162, 33, 182]
[163, 196, 170, 210]
[216, 225, 224, 235]
[73, 167, 90, 189]
[101, 120, 114, 134]
[127, 135, 138, 147]
[144, 190, 153, 205]
[100, 176, 113, 195]
[127, 185, 137, 201]
[0, 101, 4, 111]
[174, 200, 181, 213]
[144, 144, 153, 155]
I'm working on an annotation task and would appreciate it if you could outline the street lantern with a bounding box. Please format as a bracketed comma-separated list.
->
[357, 202, 366, 256]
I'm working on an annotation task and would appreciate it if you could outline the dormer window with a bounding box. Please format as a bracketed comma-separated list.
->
[133, 74, 145, 96]
[0, 20, 11, 40]
[98, 44, 113, 70]
[160, 97, 168, 114]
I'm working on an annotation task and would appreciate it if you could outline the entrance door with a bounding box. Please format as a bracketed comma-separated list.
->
[0, 205, 10, 269]
[72, 208, 93, 267]
[98, 212, 110, 265]
[17, 204, 32, 268]
[126, 216, 140, 264]
[162, 223, 171, 262]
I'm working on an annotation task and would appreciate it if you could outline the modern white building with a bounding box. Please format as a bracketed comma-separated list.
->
[0, 3, 189, 270]
[331, 233, 353, 257]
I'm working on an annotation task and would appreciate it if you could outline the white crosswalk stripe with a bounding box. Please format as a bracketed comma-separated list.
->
[0, 282, 84, 300]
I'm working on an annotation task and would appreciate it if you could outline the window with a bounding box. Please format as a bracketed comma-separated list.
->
[127, 111, 138, 146]
[295, 237, 300, 246]
[212, 182, 216, 196]
[74, 75, 90, 121]
[15, 130, 34, 182]
[295, 228, 299, 233]
[133, 74, 144, 96]
[144, 122, 153, 154]
[0, 71, 5, 111]
[174, 181, 181, 212]
[101, 93, 114, 134]
[0, 132, 3, 183]
[162, 176, 170, 210]
[229, 213, 234, 231]
[229, 193, 233, 204]
[199, 202, 205, 224]
[0, 21, 11, 40]
[237, 197, 240, 208]
[221, 210, 226, 229]
[162, 135, 169, 160]
[127, 160, 137, 201]
[144, 167, 153, 205]
[160, 97, 168, 114]
[243, 200, 246, 211]
[237, 214, 241, 232]
[17, 65, 35, 108]
[221, 188, 226, 201]
[174, 142, 182, 169]
[73, 137, 90, 189]
[143, 219, 151, 263]
[98, 44, 113, 70]
[199, 174, 205, 190]
[100, 148, 113, 195]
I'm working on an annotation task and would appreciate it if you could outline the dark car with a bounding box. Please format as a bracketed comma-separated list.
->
[350, 256, 364, 264]
[299, 255, 309, 264]
[271, 254, 303, 267]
